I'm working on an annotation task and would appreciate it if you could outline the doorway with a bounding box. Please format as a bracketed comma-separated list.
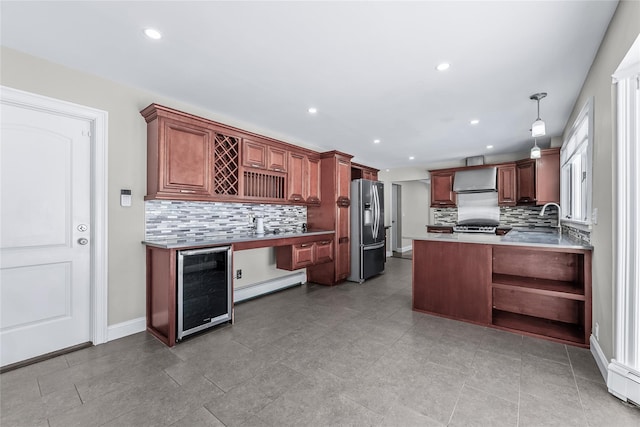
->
[391, 183, 402, 254]
[0, 86, 108, 368]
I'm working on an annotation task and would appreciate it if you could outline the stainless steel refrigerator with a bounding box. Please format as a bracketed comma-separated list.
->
[348, 179, 385, 283]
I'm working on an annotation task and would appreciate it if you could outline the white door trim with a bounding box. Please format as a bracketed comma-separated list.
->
[1, 85, 109, 345]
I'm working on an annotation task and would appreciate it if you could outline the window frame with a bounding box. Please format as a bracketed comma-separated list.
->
[560, 97, 594, 228]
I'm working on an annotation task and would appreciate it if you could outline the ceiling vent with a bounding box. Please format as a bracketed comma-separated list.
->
[465, 155, 485, 166]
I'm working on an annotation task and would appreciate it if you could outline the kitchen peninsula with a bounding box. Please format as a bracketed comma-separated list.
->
[408, 230, 592, 347]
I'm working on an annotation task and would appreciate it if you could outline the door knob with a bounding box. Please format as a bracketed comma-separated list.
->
[77, 224, 88, 232]
[78, 238, 89, 245]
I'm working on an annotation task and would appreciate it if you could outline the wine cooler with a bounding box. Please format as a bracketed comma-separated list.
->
[177, 246, 232, 340]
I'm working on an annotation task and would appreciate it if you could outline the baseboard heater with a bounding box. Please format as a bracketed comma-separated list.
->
[234, 271, 306, 303]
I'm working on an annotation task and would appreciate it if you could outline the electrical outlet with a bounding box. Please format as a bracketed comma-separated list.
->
[236, 269, 242, 279]
[595, 322, 599, 340]
[592, 208, 598, 225]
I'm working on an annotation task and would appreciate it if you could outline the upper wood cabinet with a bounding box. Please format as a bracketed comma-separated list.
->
[287, 151, 306, 203]
[351, 163, 379, 181]
[242, 139, 266, 169]
[267, 146, 287, 172]
[141, 104, 340, 206]
[430, 171, 456, 207]
[337, 157, 351, 202]
[497, 164, 517, 206]
[242, 139, 288, 172]
[516, 159, 536, 204]
[142, 106, 215, 200]
[286, 151, 321, 205]
[516, 148, 560, 206]
[307, 156, 321, 205]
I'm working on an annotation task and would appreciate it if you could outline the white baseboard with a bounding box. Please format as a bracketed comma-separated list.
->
[590, 335, 609, 382]
[397, 245, 412, 253]
[234, 271, 306, 303]
[107, 316, 146, 342]
[608, 360, 640, 405]
[386, 250, 393, 258]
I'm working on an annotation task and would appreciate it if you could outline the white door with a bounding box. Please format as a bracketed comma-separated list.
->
[1, 101, 92, 367]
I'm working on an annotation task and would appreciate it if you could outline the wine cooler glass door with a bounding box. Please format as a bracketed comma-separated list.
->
[177, 246, 232, 340]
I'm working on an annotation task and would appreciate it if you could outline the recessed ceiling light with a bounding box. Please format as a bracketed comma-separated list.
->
[470, 119, 480, 125]
[144, 28, 162, 40]
[409, 156, 415, 160]
[486, 145, 494, 149]
[386, 169, 390, 172]
[374, 139, 381, 144]
[307, 107, 317, 114]
[436, 63, 450, 71]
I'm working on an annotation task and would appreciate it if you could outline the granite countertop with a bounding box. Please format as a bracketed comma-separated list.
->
[143, 230, 335, 249]
[405, 228, 591, 250]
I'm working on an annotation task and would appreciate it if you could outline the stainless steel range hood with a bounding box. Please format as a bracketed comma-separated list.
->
[453, 167, 497, 193]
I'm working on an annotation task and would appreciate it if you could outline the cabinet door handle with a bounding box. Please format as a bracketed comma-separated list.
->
[300, 243, 311, 248]
[180, 190, 196, 193]
[273, 168, 282, 172]
[319, 241, 330, 245]
[251, 164, 260, 168]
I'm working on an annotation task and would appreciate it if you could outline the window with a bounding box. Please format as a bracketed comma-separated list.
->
[560, 98, 593, 225]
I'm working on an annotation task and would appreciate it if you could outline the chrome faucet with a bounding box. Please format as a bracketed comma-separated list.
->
[540, 202, 562, 234]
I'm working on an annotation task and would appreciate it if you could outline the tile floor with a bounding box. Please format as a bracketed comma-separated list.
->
[1, 257, 639, 426]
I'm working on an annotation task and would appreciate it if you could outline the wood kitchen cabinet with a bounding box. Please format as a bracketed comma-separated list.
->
[287, 151, 306, 203]
[142, 106, 216, 199]
[491, 245, 592, 346]
[497, 163, 517, 206]
[286, 151, 322, 205]
[307, 151, 353, 285]
[276, 239, 333, 270]
[412, 239, 592, 347]
[307, 156, 321, 205]
[242, 139, 287, 172]
[413, 240, 492, 324]
[351, 162, 379, 181]
[430, 171, 457, 207]
[516, 148, 560, 205]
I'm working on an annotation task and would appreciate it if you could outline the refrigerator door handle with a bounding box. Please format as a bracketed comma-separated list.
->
[374, 185, 380, 238]
[363, 242, 385, 250]
[372, 185, 379, 239]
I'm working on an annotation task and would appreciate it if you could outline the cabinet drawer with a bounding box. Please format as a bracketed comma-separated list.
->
[492, 287, 580, 324]
[276, 240, 334, 270]
[315, 240, 333, 264]
[292, 243, 315, 268]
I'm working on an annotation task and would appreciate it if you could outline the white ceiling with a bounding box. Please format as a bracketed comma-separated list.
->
[0, 1, 619, 170]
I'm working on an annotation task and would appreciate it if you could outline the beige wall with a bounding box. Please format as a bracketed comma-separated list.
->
[562, 0, 639, 360]
[0, 47, 307, 326]
[398, 181, 430, 248]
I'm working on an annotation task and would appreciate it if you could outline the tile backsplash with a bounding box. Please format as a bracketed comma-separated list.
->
[433, 205, 591, 243]
[433, 206, 560, 228]
[145, 200, 307, 240]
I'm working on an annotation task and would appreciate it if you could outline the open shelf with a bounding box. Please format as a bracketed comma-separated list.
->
[492, 274, 584, 300]
[492, 310, 585, 345]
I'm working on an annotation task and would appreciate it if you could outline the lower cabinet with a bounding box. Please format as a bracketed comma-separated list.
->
[146, 245, 233, 347]
[491, 246, 591, 346]
[276, 239, 333, 270]
[412, 240, 491, 324]
[412, 240, 592, 347]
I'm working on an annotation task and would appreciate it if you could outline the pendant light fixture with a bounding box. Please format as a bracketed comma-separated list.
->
[530, 138, 541, 159]
[530, 92, 547, 137]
